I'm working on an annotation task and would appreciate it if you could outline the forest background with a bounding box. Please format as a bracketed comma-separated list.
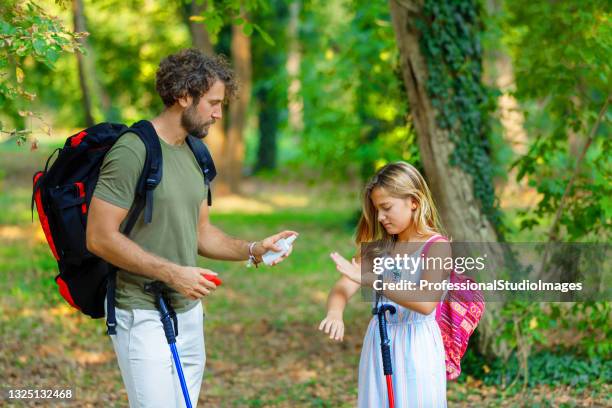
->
[1, 0, 610, 406]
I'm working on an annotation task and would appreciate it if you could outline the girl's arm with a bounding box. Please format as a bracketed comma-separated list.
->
[371, 241, 451, 315]
[332, 242, 452, 315]
[319, 275, 361, 341]
[326, 275, 361, 316]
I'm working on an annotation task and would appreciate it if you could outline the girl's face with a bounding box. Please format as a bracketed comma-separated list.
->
[371, 187, 416, 236]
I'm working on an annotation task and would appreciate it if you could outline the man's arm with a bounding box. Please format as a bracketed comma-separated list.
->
[86, 196, 217, 300]
[197, 202, 251, 261]
[197, 200, 297, 264]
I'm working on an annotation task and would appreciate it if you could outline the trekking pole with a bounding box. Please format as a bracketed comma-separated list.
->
[374, 303, 396, 408]
[144, 282, 192, 408]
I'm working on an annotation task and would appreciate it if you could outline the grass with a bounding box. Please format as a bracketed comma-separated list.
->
[0, 144, 609, 407]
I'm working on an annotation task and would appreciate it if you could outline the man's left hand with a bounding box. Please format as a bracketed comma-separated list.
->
[253, 230, 298, 266]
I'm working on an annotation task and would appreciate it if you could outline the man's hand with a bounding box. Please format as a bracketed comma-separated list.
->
[168, 266, 219, 300]
[252, 230, 299, 266]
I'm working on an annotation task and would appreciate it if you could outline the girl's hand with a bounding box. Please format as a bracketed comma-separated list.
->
[319, 313, 345, 341]
[330, 252, 361, 284]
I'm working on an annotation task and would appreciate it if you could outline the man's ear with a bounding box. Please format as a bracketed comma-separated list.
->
[177, 94, 193, 109]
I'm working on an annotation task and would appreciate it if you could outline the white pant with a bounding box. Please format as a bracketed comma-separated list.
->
[106, 301, 206, 408]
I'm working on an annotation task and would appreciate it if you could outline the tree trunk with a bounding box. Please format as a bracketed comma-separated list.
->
[72, 0, 94, 127]
[286, 0, 303, 135]
[389, 0, 507, 359]
[184, 0, 229, 195]
[223, 22, 252, 193]
[252, 1, 290, 173]
[484, 0, 530, 205]
[254, 84, 278, 172]
[188, 1, 214, 54]
[73, 0, 112, 124]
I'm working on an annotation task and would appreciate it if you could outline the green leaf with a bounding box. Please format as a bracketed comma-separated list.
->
[32, 38, 46, 55]
[46, 48, 59, 65]
[242, 22, 253, 36]
[601, 194, 612, 220]
[253, 23, 274, 46]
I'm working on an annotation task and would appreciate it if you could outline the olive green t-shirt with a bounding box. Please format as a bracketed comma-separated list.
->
[93, 132, 207, 312]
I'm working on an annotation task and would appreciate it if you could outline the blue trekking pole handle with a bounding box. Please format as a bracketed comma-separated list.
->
[145, 282, 193, 408]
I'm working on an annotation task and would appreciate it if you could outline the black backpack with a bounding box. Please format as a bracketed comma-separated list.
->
[32, 120, 216, 334]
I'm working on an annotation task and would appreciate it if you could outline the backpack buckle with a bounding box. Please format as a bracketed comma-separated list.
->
[146, 178, 157, 190]
[106, 321, 117, 335]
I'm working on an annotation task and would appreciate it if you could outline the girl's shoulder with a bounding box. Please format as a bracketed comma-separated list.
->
[420, 232, 450, 243]
[421, 233, 452, 258]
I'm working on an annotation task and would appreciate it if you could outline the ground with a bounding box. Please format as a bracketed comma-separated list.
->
[0, 143, 609, 407]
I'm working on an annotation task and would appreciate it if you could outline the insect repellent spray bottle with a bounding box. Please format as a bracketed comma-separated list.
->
[262, 235, 298, 265]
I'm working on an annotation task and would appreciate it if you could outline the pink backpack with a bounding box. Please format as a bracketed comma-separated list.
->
[422, 235, 485, 381]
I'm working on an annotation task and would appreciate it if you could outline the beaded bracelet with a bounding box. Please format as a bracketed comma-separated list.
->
[246, 241, 260, 268]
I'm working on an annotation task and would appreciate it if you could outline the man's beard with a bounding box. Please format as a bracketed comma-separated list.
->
[181, 105, 213, 139]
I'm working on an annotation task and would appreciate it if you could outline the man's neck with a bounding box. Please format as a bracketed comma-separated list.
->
[150, 107, 188, 146]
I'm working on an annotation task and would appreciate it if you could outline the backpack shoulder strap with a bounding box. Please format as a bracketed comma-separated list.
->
[122, 120, 163, 228]
[106, 120, 162, 336]
[186, 135, 216, 206]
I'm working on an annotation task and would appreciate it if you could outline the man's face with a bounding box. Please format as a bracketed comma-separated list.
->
[181, 80, 225, 139]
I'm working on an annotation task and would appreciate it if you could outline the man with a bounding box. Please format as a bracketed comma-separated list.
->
[86, 48, 296, 407]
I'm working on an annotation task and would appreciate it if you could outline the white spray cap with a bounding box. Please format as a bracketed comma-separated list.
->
[284, 234, 298, 245]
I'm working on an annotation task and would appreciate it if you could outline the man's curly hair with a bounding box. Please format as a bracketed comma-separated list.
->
[155, 48, 238, 107]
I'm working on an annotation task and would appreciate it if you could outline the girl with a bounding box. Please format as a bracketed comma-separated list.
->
[319, 162, 450, 407]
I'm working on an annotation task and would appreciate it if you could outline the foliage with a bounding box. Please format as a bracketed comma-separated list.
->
[492, 3, 611, 374]
[463, 301, 611, 389]
[409, 0, 610, 374]
[489, 299, 611, 390]
[462, 345, 611, 390]
[189, 0, 277, 46]
[9, 0, 193, 127]
[80, 0, 191, 121]
[560, 302, 611, 358]
[296, 0, 418, 180]
[416, 0, 503, 231]
[250, 0, 290, 171]
[0, 0, 82, 143]
[1, 0, 282, 139]
[504, 0, 611, 242]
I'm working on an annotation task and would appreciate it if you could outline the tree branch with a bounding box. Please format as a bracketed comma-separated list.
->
[547, 94, 610, 242]
[391, 0, 422, 14]
[539, 94, 610, 280]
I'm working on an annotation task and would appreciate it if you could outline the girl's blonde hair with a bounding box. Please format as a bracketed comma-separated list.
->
[355, 162, 444, 245]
